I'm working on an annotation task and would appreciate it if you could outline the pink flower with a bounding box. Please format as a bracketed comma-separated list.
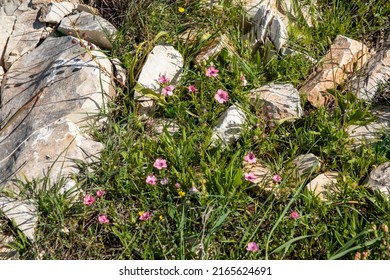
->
[139, 211, 151, 221]
[161, 85, 175, 96]
[187, 85, 197, 93]
[246, 242, 259, 252]
[146, 174, 157, 185]
[214, 89, 229, 104]
[244, 152, 257, 164]
[98, 215, 109, 224]
[240, 75, 247, 86]
[244, 172, 257, 183]
[205, 66, 219, 77]
[272, 174, 282, 183]
[175, 182, 181, 189]
[189, 186, 199, 194]
[158, 75, 170, 85]
[83, 194, 95, 206]
[96, 190, 105, 197]
[290, 211, 299, 220]
[153, 158, 167, 170]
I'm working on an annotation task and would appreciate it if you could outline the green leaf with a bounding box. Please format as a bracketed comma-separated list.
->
[210, 211, 230, 233]
[134, 83, 166, 103]
[271, 234, 314, 255]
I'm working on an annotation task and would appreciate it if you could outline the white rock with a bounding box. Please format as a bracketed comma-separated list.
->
[365, 162, 390, 196]
[268, 14, 286, 51]
[249, 83, 302, 121]
[347, 105, 390, 148]
[306, 171, 338, 201]
[3, 10, 45, 70]
[112, 58, 127, 86]
[0, 16, 16, 67]
[293, 153, 321, 177]
[211, 105, 247, 148]
[39, 2, 76, 24]
[135, 45, 183, 101]
[0, 197, 37, 241]
[0, 0, 21, 16]
[351, 41, 390, 102]
[253, 5, 274, 44]
[0, 66, 4, 86]
[58, 11, 117, 49]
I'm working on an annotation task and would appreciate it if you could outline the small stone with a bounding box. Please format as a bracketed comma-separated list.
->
[300, 35, 369, 107]
[58, 11, 117, 49]
[365, 162, 390, 196]
[293, 153, 321, 177]
[39, 2, 76, 24]
[75, 4, 98, 15]
[150, 118, 180, 136]
[0, 197, 38, 241]
[249, 83, 302, 121]
[305, 171, 338, 201]
[194, 35, 233, 65]
[211, 105, 247, 148]
[135, 45, 183, 101]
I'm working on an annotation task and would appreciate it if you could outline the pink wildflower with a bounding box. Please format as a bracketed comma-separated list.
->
[175, 182, 181, 189]
[153, 158, 168, 170]
[98, 215, 109, 224]
[83, 194, 95, 206]
[290, 211, 299, 220]
[244, 172, 257, 183]
[158, 75, 170, 85]
[244, 152, 257, 164]
[139, 211, 151, 221]
[205, 66, 219, 77]
[272, 174, 282, 183]
[146, 174, 157, 185]
[187, 85, 197, 93]
[246, 242, 259, 252]
[189, 187, 199, 194]
[214, 89, 229, 104]
[240, 75, 247, 86]
[96, 190, 105, 197]
[161, 85, 175, 96]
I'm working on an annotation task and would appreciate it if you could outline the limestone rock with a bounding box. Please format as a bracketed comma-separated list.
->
[211, 105, 247, 148]
[0, 0, 22, 16]
[0, 66, 4, 86]
[195, 35, 234, 65]
[0, 36, 114, 191]
[293, 153, 321, 177]
[39, 1, 76, 24]
[268, 14, 286, 51]
[347, 105, 390, 148]
[135, 45, 183, 101]
[240, 0, 316, 28]
[266, 47, 317, 64]
[76, 3, 98, 14]
[249, 83, 302, 121]
[306, 171, 338, 201]
[30, 0, 79, 9]
[3, 10, 45, 70]
[242, 161, 272, 186]
[365, 162, 390, 196]
[58, 11, 117, 49]
[351, 41, 390, 102]
[300, 35, 369, 107]
[0, 197, 37, 241]
[0, 16, 16, 67]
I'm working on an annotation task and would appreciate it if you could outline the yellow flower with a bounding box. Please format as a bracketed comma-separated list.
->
[178, 7, 185, 13]
[138, 211, 144, 216]
[178, 190, 186, 197]
[159, 215, 164, 221]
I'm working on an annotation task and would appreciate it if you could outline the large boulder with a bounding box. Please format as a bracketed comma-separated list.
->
[0, 35, 115, 192]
